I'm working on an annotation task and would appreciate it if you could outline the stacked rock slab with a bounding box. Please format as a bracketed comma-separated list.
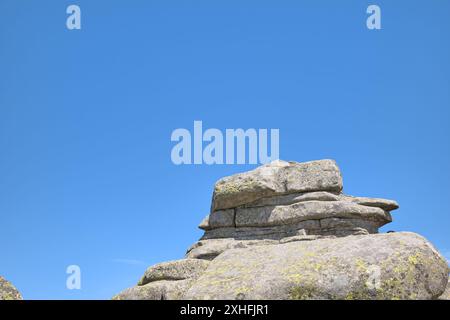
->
[114, 159, 449, 300]
[188, 159, 397, 260]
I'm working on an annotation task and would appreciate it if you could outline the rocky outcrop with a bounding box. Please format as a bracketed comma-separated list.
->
[189, 160, 397, 260]
[115, 159, 449, 300]
[0, 276, 22, 300]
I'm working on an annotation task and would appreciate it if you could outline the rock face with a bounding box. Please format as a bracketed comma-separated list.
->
[115, 159, 449, 300]
[185, 232, 448, 300]
[439, 280, 450, 300]
[212, 159, 343, 211]
[0, 276, 22, 300]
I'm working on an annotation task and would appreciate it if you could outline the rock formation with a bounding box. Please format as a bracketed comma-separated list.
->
[114, 159, 449, 300]
[0, 276, 22, 300]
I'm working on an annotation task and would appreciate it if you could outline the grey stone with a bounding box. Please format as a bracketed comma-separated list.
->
[138, 259, 210, 286]
[113, 279, 192, 300]
[319, 218, 379, 234]
[279, 234, 327, 244]
[0, 276, 22, 300]
[187, 232, 337, 260]
[244, 191, 340, 208]
[339, 195, 399, 211]
[198, 209, 235, 230]
[198, 215, 210, 230]
[193, 217, 382, 260]
[212, 160, 343, 211]
[439, 280, 450, 300]
[184, 232, 449, 300]
[318, 227, 370, 237]
[235, 201, 392, 228]
[283, 160, 343, 195]
[199, 217, 380, 244]
[200, 220, 321, 241]
[185, 238, 280, 260]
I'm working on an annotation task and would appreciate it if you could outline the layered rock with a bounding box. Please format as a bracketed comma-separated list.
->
[115, 159, 449, 300]
[0, 276, 22, 300]
[190, 160, 398, 260]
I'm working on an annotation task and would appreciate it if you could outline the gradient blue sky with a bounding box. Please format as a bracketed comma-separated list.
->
[1, 1, 449, 299]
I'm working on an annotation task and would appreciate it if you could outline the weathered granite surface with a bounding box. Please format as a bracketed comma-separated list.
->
[0, 276, 22, 300]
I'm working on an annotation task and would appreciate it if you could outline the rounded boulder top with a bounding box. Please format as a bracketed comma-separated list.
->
[0, 276, 23, 300]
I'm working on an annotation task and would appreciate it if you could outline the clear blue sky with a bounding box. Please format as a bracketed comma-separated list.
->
[1, 1, 449, 299]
